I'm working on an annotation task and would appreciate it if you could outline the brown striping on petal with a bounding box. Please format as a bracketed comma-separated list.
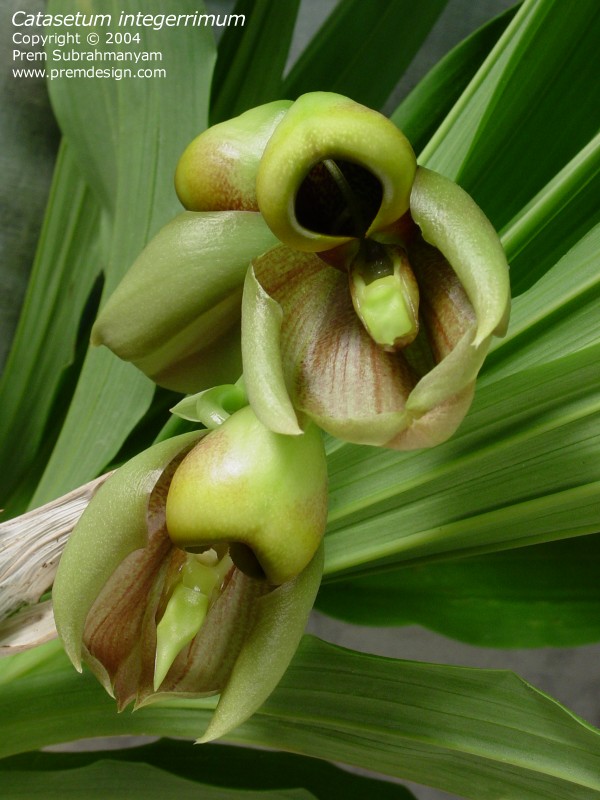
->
[143, 568, 270, 703]
[408, 235, 476, 363]
[83, 524, 172, 707]
[253, 246, 418, 424]
[82, 437, 274, 707]
[82, 448, 190, 708]
[299, 275, 418, 420]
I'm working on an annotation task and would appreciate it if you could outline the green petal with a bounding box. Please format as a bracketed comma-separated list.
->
[52, 432, 203, 672]
[242, 265, 302, 435]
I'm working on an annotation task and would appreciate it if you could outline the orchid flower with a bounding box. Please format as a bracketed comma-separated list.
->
[92, 92, 510, 448]
[52, 394, 327, 741]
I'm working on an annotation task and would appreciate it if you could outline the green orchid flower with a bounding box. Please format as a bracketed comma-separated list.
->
[52, 397, 327, 741]
[93, 91, 510, 447]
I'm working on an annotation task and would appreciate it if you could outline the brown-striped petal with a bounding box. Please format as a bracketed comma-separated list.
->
[251, 246, 420, 445]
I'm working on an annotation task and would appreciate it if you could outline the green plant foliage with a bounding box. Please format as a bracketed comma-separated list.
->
[1, 638, 600, 799]
[2, 0, 600, 798]
[211, 0, 301, 122]
[283, 0, 448, 109]
[0, 739, 416, 800]
[317, 534, 600, 646]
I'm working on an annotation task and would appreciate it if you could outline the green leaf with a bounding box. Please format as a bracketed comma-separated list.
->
[323, 342, 600, 577]
[488, 221, 600, 379]
[2, 637, 600, 800]
[0, 739, 417, 800]
[22, 0, 217, 506]
[422, 0, 600, 230]
[211, 0, 301, 123]
[0, 761, 316, 800]
[390, 6, 516, 153]
[500, 132, 600, 295]
[0, 144, 104, 516]
[317, 534, 600, 647]
[283, 0, 449, 109]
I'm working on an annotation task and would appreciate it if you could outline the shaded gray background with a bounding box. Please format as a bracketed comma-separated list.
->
[3, 2, 598, 799]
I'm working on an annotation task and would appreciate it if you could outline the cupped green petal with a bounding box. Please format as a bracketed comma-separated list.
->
[410, 166, 511, 345]
[53, 431, 204, 672]
[256, 92, 416, 252]
[91, 211, 278, 391]
[175, 100, 292, 212]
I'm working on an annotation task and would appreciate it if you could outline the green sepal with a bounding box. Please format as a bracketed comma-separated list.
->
[198, 542, 324, 743]
[410, 166, 511, 345]
[52, 432, 204, 672]
[242, 265, 302, 435]
[175, 100, 292, 212]
[91, 211, 278, 392]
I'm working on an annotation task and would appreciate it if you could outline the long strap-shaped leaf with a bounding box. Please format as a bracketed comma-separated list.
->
[422, 0, 600, 230]
[2, 637, 599, 799]
[26, 0, 216, 507]
[0, 738, 416, 799]
[390, 6, 515, 152]
[324, 340, 600, 575]
[283, 0, 448, 109]
[0, 144, 103, 516]
[317, 533, 600, 647]
[211, 0, 301, 123]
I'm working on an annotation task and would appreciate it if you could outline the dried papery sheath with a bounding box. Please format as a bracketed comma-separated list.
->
[0, 473, 111, 654]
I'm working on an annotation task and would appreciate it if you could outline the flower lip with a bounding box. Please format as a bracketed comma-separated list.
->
[165, 405, 329, 586]
[256, 91, 417, 253]
[294, 158, 384, 239]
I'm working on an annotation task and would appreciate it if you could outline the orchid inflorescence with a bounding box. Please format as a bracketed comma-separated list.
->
[53, 92, 510, 740]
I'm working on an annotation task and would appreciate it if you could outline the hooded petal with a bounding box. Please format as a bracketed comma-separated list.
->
[166, 406, 328, 586]
[256, 92, 416, 252]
